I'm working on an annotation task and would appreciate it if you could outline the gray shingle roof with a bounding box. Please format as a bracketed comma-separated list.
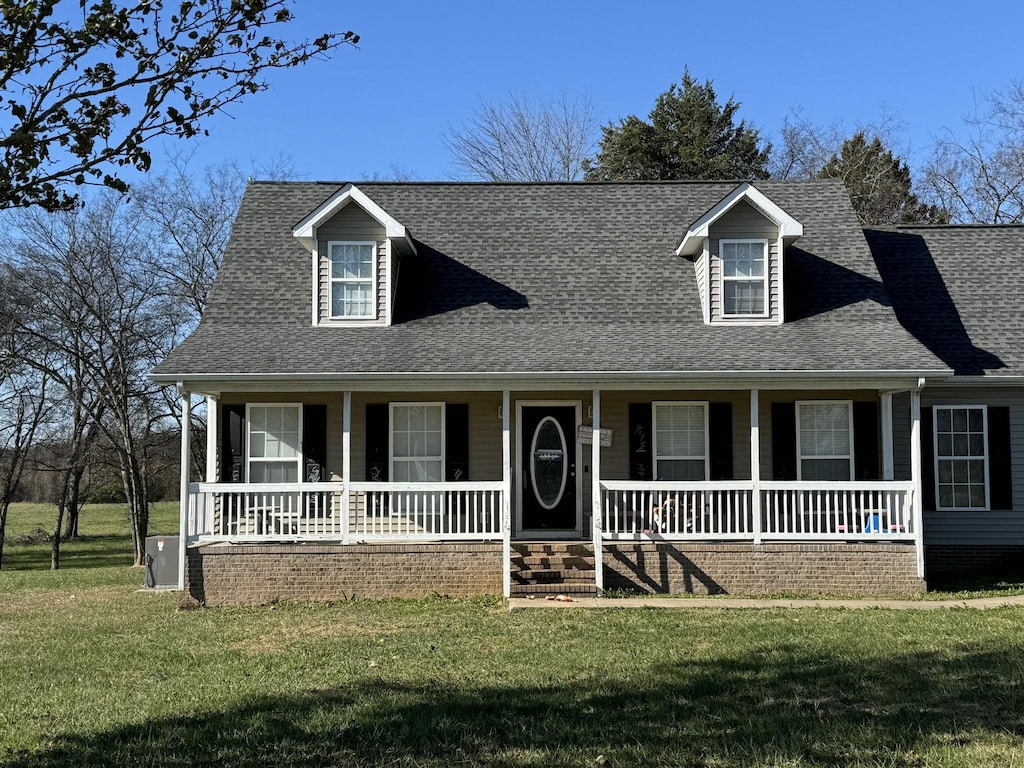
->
[866, 225, 1024, 376]
[153, 180, 948, 379]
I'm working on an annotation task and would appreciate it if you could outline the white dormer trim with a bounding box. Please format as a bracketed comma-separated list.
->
[675, 182, 802, 257]
[292, 183, 417, 255]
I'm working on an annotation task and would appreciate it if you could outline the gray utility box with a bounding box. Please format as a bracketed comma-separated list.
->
[144, 535, 180, 589]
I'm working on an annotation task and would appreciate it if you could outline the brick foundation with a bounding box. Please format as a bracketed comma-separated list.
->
[925, 544, 1024, 581]
[603, 542, 924, 595]
[186, 540, 926, 605]
[187, 542, 502, 606]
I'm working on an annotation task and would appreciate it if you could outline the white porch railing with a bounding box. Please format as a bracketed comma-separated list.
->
[601, 481, 756, 539]
[599, 480, 915, 542]
[348, 481, 504, 540]
[760, 481, 915, 541]
[185, 481, 504, 543]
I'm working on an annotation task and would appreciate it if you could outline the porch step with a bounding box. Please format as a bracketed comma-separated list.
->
[510, 542, 597, 597]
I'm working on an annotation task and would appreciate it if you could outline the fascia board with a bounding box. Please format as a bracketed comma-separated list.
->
[292, 183, 410, 242]
[153, 367, 954, 388]
[675, 182, 803, 256]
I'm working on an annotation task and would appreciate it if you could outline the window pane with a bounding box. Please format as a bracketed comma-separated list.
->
[969, 484, 986, 508]
[952, 409, 968, 432]
[331, 243, 373, 279]
[391, 405, 444, 482]
[969, 409, 983, 432]
[340, 283, 372, 318]
[799, 403, 850, 459]
[657, 459, 705, 481]
[801, 458, 851, 481]
[936, 408, 952, 432]
[723, 280, 765, 315]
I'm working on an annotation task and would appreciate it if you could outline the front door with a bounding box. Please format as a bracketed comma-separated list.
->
[519, 405, 578, 532]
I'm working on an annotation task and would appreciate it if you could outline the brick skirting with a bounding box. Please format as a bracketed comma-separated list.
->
[603, 542, 924, 595]
[926, 544, 1024, 581]
[186, 541, 925, 605]
[187, 543, 503, 606]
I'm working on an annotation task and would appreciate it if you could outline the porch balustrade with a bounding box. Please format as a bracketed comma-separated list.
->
[599, 480, 915, 542]
[185, 481, 504, 543]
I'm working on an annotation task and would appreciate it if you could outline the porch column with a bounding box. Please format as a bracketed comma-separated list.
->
[881, 392, 895, 481]
[205, 395, 218, 482]
[178, 387, 192, 592]
[591, 389, 603, 594]
[750, 389, 762, 544]
[910, 387, 925, 578]
[502, 390, 511, 599]
[342, 390, 352, 545]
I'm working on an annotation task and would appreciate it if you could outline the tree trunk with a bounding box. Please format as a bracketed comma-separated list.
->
[0, 500, 8, 570]
[62, 467, 85, 540]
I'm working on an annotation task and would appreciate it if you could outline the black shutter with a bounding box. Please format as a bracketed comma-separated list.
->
[446, 403, 470, 481]
[853, 401, 880, 480]
[220, 404, 245, 482]
[771, 402, 797, 480]
[988, 406, 1013, 510]
[302, 404, 327, 482]
[628, 403, 652, 480]
[708, 402, 734, 481]
[365, 403, 389, 481]
[921, 407, 935, 511]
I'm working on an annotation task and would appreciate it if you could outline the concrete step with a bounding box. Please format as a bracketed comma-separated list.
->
[510, 582, 598, 596]
[511, 556, 596, 570]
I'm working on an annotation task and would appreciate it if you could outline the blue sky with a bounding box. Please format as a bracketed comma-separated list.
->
[174, 0, 1024, 181]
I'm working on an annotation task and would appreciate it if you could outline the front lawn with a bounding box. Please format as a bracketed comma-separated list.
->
[0, 504, 1022, 766]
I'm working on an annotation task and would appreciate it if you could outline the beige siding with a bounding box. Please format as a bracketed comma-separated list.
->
[390, 246, 402, 322]
[317, 203, 387, 325]
[693, 249, 708, 321]
[919, 387, 1024, 544]
[758, 390, 880, 479]
[707, 200, 781, 323]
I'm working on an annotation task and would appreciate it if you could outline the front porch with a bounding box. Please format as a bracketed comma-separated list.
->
[175, 383, 928, 600]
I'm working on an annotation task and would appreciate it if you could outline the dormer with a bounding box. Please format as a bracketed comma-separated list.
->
[292, 184, 417, 326]
[676, 183, 802, 325]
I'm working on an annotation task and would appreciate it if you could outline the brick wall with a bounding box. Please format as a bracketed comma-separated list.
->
[604, 542, 924, 595]
[187, 543, 502, 606]
[926, 545, 1024, 581]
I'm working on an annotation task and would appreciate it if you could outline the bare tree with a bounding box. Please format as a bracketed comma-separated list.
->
[769, 109, 845, 180]
[7, 195, 183, 567]
[444, 93, 599, 181]
[923, 84, 1024, 223]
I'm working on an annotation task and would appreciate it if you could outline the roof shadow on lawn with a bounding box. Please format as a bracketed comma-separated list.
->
[10, 645, 1021, 767]
[865, 229, 1004, 375]
[393, 241, 528, 323]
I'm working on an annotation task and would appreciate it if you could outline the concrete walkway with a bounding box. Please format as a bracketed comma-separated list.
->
[507, 594, 1024, 611]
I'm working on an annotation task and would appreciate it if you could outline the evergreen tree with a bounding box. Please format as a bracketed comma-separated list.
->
[819, 132, 948, 225]
[584, 70, 770, 181]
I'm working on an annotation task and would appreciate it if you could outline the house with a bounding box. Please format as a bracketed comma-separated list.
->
[150, 179, 1023, 605]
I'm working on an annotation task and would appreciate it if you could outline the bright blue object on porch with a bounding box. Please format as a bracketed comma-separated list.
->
[864, 514, 883, 533]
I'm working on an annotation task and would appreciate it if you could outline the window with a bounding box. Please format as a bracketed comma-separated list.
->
[934, 405, 988, 511]
[247, 404, 301, 482]
[329, 242, 375, 319]
[797, 402, 853, 481]
[720, 239, 768, 317]
[653, 402, 708, 481]
[390, 403, 444, 481]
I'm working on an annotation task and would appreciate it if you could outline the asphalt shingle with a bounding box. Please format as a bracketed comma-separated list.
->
[154, 180, 950, 378]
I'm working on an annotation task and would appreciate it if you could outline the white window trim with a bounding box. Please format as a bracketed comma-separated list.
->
[719, 238, 769, 319]
[933, 404, 990, 512]
[795, 400, 854, 481]
[245, 403, 303, 483]
[328, 240, 377, 320]
[652, 401, 709, 481]
[389, 402, 446, 482]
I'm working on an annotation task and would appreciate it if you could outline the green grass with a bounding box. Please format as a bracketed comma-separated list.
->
[1, 504, 1023, 766]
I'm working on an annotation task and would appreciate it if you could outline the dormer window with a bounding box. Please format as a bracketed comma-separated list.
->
[329, 242, 376, 319]
[721, 239, 768, 317]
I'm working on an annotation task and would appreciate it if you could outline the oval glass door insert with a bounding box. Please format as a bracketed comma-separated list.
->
[530, 416, 567, 510]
